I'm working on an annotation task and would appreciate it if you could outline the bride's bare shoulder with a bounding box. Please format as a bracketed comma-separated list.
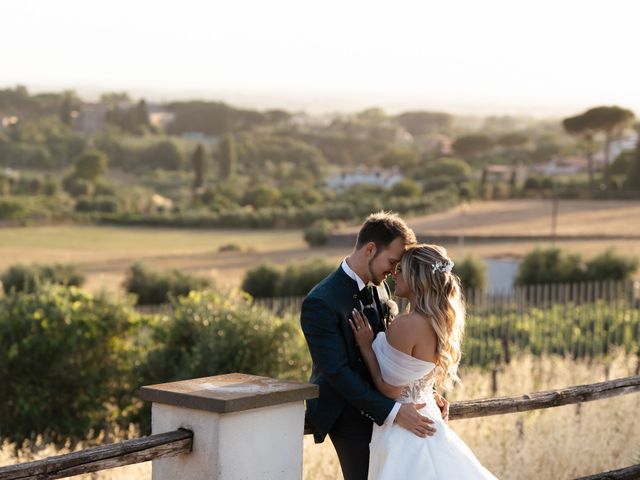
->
[386, 312, 429, 354]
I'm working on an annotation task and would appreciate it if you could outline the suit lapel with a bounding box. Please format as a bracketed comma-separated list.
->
[331, 267, 362, 344]
[332, 266, 392, 334]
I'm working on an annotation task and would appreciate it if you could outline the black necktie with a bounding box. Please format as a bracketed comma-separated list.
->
[359, 286, 381, 331]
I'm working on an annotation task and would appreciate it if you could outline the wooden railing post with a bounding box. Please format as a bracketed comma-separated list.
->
[139, 374, 318, 480]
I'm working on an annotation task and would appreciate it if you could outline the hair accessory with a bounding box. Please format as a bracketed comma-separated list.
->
[431, 260, 454, 274]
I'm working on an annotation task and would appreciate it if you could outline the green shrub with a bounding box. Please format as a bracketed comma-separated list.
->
[140, 289, 310, 387]
[454, 256, 487, 291]
[516, 247, 638, 285]
[1, 263, 85, 294]
[218, 243, 243, 252]
[0, 199, 26, 220]
[585, 248, 638, 281]
[0, 142, 53, 169]
[241, 258, 334, 298]
[75, 195, 119, 213]
[516, 247, 586, 285]
[304, 219, 334, 247]
[423, 157, 472, 181]
[72, 149, 108, 182]
[141, 139, 185, 170]
[241, 263, 282, 298]
[277, 258, 334, 297]
[63, 176, 95, 198]
[123, 262, 211, 305]
[388, 179, 422, 198]
[0, 286, 142, 447]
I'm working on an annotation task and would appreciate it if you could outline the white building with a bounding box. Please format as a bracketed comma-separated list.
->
[531, 156, 587, 176]
[179, 132, 219, 146]
[147, 105, 176, 131]
[594, 130, 639, 164]
[484, 255, 522, 293]
[325, 169, 404, 191]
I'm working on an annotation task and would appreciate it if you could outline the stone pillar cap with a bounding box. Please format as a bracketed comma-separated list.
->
[139, 373, 318, 413]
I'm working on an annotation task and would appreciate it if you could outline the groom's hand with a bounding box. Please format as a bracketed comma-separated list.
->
[395, 403, 436, 437]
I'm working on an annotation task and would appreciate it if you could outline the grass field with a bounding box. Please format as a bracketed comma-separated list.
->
[1, 199, 639, 295]
[391, 199, 640, 237]
[0, 225, 309, 294]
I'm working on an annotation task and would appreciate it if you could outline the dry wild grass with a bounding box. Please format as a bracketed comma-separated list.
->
[303, 350, 640, 480]
[1, 351, 638, 480]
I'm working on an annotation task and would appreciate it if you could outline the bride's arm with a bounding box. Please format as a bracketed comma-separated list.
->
[349, 309, 404, 400]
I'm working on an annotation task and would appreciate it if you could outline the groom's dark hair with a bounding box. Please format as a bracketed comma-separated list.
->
[356, 211, 416, 251]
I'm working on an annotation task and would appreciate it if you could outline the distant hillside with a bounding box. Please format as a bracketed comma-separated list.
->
[341, 200, 640, 237]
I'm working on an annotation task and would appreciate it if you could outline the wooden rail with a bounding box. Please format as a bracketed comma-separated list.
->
[0, 428, 192, 480]
[574, 463, 640, 479]
[3, 376, 639, 479]
[449, 374, 640, 419]
[302, 375, 640, 435]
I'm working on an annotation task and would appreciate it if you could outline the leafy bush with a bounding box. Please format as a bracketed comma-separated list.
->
[141, 139, 185, 170]
[241, 263, 281, 298]
[1, 263, 85, 294]
[218, 243, 243, 252]
[388, 179, 422, 198]
[0, 199, 26, 220]
[516, 247, 638, 285]
[72, 149, 109, 182]
[140, 289, 310, 387]
[0, 286, 142, 447]
[585, 248, 638, 282]
[0, 142, 53, 169]
[423, 157, 472, 181]
[304, 219, 334, 247]
[11, 174, 55, 196]
[75, 195, 119, 213]
[523, 176, 554, 191]
[242, 258, 334, 298]
[123, 262, 211, 305]
[277, 258, 334, 296]
[454, 256, 487, 291]
[516, 248, 586, 285]
[62, 176, 95, 198]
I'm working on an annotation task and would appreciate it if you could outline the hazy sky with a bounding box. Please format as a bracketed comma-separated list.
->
[2, 0, 639, 116]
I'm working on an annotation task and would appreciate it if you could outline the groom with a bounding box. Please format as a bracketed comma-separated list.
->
[301, 212, 446, 480]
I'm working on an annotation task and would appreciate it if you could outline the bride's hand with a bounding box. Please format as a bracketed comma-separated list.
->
[348, 309, 374, 350]
[434, 392, 449, 422]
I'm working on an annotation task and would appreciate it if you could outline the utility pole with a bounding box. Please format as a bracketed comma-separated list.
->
[550, 190, 558, 243]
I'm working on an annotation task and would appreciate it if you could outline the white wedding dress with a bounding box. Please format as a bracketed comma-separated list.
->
[368, 332, 497, 479]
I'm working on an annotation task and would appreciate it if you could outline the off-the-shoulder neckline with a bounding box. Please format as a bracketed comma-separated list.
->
[375, 332, 436, 367]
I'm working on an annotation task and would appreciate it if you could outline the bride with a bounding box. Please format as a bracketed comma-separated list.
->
[349, 243, 497, 479]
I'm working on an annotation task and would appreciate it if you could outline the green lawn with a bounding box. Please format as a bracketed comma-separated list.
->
[0, 225, 304, 253]
[2, 201, 639, 296]
[0, 225, 308, 294]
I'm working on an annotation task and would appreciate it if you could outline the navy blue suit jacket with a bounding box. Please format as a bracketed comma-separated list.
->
[301, 266, 395, 443]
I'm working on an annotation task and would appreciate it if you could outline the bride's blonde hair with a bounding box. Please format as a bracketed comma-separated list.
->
[399, 244, 465, 390]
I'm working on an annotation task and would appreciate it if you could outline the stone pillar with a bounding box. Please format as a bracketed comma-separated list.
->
[140, 373, 318, 480]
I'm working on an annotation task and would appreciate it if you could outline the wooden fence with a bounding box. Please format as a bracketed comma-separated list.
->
[1, 375, 638, 479]
[261, 280, 640, 366]
[0, 429, 193, 480]
[135, 280, 640, 368]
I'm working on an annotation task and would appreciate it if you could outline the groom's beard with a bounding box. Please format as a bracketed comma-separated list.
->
[367, 257, 384, 286]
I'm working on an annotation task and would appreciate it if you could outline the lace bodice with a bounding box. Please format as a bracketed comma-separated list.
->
[371, 332, 438, 405]
[397, 369, 437, 403]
